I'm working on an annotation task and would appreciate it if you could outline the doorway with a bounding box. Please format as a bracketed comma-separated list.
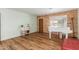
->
[39, 19, 43, 33]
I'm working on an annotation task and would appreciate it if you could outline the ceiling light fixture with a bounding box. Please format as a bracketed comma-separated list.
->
[49, 8, 53, 10]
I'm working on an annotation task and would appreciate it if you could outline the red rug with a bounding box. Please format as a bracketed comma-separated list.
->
[62, 38, 79, 50]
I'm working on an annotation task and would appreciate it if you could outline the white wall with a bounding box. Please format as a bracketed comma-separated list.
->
[0, 8, 37, 40]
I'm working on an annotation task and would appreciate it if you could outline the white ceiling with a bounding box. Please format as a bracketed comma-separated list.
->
[10, 8, 75, 16]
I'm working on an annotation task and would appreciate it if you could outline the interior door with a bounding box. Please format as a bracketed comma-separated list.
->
[39, 19, 43, 33]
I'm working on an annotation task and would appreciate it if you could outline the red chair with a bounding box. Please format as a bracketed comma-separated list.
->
[62, 38, 79, 50]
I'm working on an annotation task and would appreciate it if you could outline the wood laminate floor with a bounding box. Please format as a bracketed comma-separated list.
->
[0, 33, 62, 50]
